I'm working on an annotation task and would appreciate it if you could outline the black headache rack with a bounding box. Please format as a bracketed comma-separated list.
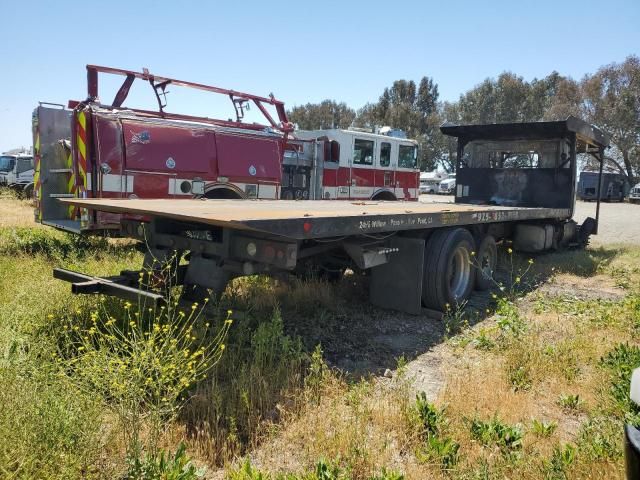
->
[441, 116, 610, 234]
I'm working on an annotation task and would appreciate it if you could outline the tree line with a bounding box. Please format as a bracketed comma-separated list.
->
[287, 55, 639, 184]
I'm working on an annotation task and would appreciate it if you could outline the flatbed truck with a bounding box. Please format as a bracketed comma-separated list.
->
[52, 117, 609, 313]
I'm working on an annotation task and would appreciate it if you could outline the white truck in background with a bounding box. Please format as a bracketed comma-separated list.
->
[630, 183, 640, 204]
[419, 171, 445, 194]
[438, 173, 456, 194]
[0, 152, 35, 197]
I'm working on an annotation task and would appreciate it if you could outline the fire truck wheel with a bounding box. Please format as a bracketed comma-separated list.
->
[422, 228, 475, 311]
[474, 235, 497, 291]
[22, 183, 34, 200]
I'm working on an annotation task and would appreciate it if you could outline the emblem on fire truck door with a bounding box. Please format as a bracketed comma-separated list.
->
[131, 131, 151, 144]
[249, 165, 257, 176]
[166, 157, 176, 169]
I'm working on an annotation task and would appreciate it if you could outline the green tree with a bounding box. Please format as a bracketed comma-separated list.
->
[288, 100, 356, 130]
[581, 55, 640, 184]
[354, 76, 442, 170]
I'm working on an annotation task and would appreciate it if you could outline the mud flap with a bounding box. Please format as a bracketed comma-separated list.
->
[369, 236, 425, 315]
[183, 254, 231, 298]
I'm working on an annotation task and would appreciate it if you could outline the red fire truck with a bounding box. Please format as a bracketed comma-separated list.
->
[33, 65, 419, 233]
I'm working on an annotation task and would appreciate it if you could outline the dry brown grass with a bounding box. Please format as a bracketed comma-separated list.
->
[222, 246, 640, 479]
[0, 190, 38, 227]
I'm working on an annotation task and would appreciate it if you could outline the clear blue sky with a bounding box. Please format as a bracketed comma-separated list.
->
[1, 0, 638, 152]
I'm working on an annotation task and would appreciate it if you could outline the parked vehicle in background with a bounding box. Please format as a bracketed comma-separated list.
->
[33, 65, 419, 234]
[629, 183, 640, 204]
[419, 171, 445, 194]
[577, 171, 628, 202]
[0, 152, 35, 197]
[438, 174, 456, 194]
[294, 128, 419, 201]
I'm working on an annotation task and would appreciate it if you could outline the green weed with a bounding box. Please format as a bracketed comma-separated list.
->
[530, 419, 557, 437]
[469, 415, 523, 453]
[557, 394, 583, 412]
[412, 392, 447, 438]
[125, 442, 205, 479]
[542, 443, 576, 480]
[600, 342, 640, 422]
[576, 417, 621, 461]
[417, 435, 460, 470]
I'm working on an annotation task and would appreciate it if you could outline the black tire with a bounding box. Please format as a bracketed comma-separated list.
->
[474, 235, 497, 291]
[422, 228, 475, 310]
[22, 183, 34, 199]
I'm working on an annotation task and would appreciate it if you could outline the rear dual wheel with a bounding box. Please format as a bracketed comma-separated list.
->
[474, 235, 497, 291]
[422, 229, 498, 310]
[422, 228, 475, 310]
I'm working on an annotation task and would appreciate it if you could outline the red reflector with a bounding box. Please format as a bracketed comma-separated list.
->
[264, 245, 275, 259]
[303, 222, 312, 233]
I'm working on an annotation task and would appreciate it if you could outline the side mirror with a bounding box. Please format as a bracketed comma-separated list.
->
[631, 368, 640, 406]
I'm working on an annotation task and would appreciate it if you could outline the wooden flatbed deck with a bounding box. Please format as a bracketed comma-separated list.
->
[62, 198, 571, 240]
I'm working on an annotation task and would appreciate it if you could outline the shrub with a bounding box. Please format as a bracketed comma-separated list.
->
[62, 300, 231, 460]
[469, 415, 523, 452]
[412, 392, 446, 438]
[183, 308, 307, 464]
[576, 417, 621, 461]
[557, 394, 583, 412]
[417, 435, 460, 470]
[543, 443, 576, 480]
[494, 298, 526, 341]
[600, 342, 640, 421]
[531, 419, 557, 437]
[507, 363, 532, 391]
[125, 442, 205, 480]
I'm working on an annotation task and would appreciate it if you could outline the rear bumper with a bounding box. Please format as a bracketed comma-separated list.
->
[626, 424, 640, 480]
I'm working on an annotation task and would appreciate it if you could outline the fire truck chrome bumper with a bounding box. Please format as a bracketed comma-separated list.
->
[53, 267, 165, 305]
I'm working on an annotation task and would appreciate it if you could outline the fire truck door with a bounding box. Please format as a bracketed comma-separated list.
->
[350, 137, 376, 199]
[375, 141, 395, 195]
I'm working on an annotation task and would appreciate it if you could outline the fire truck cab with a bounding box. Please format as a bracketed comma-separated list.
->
[293, 128, 419, 201]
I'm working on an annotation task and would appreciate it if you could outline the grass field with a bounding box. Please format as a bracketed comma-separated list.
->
[0, 189, 638, 479]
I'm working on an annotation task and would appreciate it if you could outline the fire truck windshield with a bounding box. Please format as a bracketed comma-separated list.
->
[398, 145, 417, 168]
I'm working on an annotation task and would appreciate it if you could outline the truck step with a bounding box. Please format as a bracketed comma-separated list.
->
[49, 168, 73, 174]
[49, 193, 76, 198]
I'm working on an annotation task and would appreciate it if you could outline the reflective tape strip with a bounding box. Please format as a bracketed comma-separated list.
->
[257, 184, 278, 199]
[75, 111, 88, 224]
[77, 111, 86, 130]
[76, 111, 87, 188]
[102, 174, 134, 193]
